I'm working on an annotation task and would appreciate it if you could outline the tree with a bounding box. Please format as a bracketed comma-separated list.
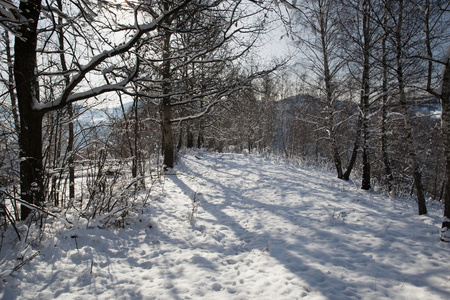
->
[11, 0, 280, 219]
[392, 0, 427, 214]
[358, 0, 374, 190]
[422, 0, 450, 238]
[13, 0, 194, 219]
[132, 0, 272, 168]
[379, 1, 395, 192]
[291, 0, 364, 180]
[336, 0, 380, 189]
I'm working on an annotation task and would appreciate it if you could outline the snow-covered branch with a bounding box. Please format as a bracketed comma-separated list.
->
[33, 0, 193, 114]
[0, 0, 27, 39]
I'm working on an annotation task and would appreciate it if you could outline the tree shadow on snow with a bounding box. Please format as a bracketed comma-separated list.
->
[167, 154, 450, 300]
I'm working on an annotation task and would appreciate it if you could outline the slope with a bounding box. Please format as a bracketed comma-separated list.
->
[0, 151, 449, 299]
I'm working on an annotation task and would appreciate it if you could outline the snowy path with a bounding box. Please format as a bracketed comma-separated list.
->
[1, 152, 449, 299]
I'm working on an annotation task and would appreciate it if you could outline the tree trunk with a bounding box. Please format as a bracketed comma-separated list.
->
[330, 117, 343, 179]
[50, 111, 62, 207]
[441, 99, 450, 240]
[177, 126, 183, 151]
[343, 114, 362, 180]
[19, 112, 44, 220]
[18, 112, 44, 220]
[381, 94, 394, 192]
[160, 22, 174, 169]
[315, 0, 343, 179]
[186, 124, 194, 148]
[322, 41, 343, 179]
[360, 0, 371, 190]
[197, 126, 204, 149]
[14, 0, 43, 220]
[57, 0, 75, 203]
[161, 99, 174, 169]
[361, 112, 371, 189]
[423, 0, 447, 235]
[381, 16, 394, 192]
[133, 97, 139, 178]
[395, 0, 426, 215]
[67, 104, 75, 201]
[439, 51, 450, 240]
[4, 32, 20, 134]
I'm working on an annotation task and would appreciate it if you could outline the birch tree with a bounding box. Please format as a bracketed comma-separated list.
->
[422, 0, 450, 239]
[379, 1, 395, 192]
[337, 0, 380, 190]
[359, 0, 374, 191]
[392, 0, 427, 214]
[291, 0, 364, 180]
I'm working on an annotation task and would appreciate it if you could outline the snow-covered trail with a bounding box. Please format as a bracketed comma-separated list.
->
[1, 152, 449, 299]
[168, 152, 449, 299]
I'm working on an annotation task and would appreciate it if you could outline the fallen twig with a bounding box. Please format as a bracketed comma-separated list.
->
[10, 251, 41, 275]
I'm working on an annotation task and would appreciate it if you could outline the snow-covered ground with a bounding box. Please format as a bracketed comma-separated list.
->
[1, 151, 449, 299]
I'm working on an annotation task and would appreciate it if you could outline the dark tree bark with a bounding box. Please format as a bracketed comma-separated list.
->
[186, 124, 194, 148]
[161, 97, 174, 169]
[441, 75, 450, 238]
[360, 0, 371, 190]
[197, 130, 204, 149]
[177, 126, 183, 151]
[67, 104, 75, 201]
[14, 0, 44, 220]
[160, 17, 175, 169]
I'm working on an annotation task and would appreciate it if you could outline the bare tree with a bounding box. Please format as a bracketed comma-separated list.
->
[132, 0, 273, 168]
[291, 0, 364, 180]
[336, 0, 380, 190]
[379, 1, 395, 192]
[392, 0, 427, 214]
[359, 0, 374, 190]
[9, 0, 281, 219]
[422, 0, 450, 238]
[13, 0, 194, 219]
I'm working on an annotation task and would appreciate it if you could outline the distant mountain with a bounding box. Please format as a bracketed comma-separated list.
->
[75, 102, 134, 127]
[273, 94, 319, 151]
[72, 102, 134, 149]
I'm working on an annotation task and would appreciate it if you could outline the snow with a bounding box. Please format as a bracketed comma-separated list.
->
[1, 151, 450, 299]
